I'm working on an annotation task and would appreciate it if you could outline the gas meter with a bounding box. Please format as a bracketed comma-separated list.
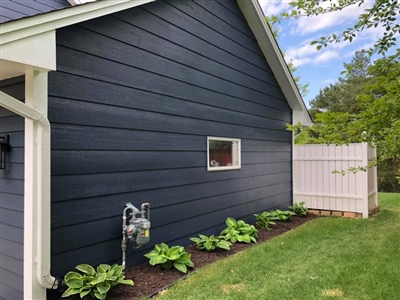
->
[121, 202, 150, 269]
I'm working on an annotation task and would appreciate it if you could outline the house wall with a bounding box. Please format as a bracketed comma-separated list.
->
[0, 76, 25, 300]
[49, 0, 292, 277]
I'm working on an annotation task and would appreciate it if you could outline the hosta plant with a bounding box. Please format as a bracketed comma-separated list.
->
[61, 263, 133, 300]
[190, 234, 232, 251]
[289, 202, 308, 216]
[144, 243, 194, 273]
[269, 209, 296, 222]
[254, 212, 276, 230]
[220, 217, 258, 244]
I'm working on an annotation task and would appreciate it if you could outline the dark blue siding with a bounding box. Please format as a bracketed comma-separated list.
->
[0, 76, 24, 300]
[49, 0, 293, 276]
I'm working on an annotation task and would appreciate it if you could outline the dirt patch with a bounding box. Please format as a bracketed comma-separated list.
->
[221, 283, 246, 294]
[68, 214, 318, 299]
[323, 288, 344, 297]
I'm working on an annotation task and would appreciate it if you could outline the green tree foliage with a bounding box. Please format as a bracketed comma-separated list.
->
[310, 51, 371, 113]
[276, 0, 400, 57]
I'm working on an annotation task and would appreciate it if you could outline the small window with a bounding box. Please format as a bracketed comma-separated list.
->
[207, 137, 241, 171]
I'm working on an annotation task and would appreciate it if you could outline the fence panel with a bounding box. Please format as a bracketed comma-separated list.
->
[293, 143, 378, 218]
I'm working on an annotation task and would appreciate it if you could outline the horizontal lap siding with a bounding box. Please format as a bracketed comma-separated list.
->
[0, 76, 24, 300]
[50, 0, 292, 276]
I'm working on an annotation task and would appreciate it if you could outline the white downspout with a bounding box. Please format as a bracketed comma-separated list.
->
[0, 90, 59, 290]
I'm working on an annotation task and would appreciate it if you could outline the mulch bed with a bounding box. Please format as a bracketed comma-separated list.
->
[103, 214, 318, 299]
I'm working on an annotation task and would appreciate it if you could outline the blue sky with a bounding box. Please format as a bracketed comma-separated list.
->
[259, 1, 395, 106]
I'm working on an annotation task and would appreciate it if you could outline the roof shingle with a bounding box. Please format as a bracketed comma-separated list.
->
[0, 0, 72, 24]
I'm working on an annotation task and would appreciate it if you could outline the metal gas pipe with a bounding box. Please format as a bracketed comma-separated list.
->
[121, 202, 151, 270]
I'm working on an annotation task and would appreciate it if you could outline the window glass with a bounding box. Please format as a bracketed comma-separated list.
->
[207, 137, 241, 171]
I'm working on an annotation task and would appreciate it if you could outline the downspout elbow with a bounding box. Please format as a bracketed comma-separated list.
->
[39, 273, 59, 289]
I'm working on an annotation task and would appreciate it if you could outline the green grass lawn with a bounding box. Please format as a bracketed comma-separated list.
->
[156, 193, 400, 300]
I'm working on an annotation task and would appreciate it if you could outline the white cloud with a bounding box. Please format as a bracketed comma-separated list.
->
[286, 43, 316, 60]
[290, 2, 372, 35]
[259, 0, 290, 16]
[284, 43, 340, 67]
[288, 57, 313, 67]
[315, 50, 339, 63]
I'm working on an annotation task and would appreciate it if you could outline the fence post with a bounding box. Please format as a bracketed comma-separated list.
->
[361, 143, 369, 218]
[372, 146, 379, 208]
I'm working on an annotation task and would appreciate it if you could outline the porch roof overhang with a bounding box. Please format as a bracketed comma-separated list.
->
[0, 0, 155, 81]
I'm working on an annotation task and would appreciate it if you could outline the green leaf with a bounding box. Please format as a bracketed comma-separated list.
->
[217, 241, 231, 250]
[105, 274, 117, 281]
[199, 234, 208, 240]
[97, 264, 110, 274]
[149, 256, 168, 265]
[144, 251, 158, 259]
[80, 289, 91, 298]
[117, 278, 134, 286]
[190, 237, 201, 243]
[110, 265, 123, 277]
[176, 253, 191, 264]
[91, 274, 106, 285]
[61, 287, 81, 298]
[96, 282, 111, 294]
[76, 264, 96, 276]
[204, 240, 213, 251]
[64, 271, 82, 281]
[242, 235, 251, 243]
[185, 260, 195, 268]
[174, 262, 188, 273]
[94, 291, 107, 300]
[66, 278, 83, 289]
[155, 243, 164, 253]
[226, 217, 236, 227]
[168, 248, 181, 260]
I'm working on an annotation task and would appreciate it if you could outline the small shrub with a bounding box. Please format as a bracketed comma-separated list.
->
[220, 217, 258, 243]
[269, 209, 296, 222]
[190, 234, 232, 251]
[289, 202, 308, 216]
[254, 212, 276, 230]
[144, 243, 194, 273]
[61, 263, 133, 300]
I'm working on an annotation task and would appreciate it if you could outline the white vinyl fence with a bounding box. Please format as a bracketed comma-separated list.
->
[293, 143, 378, 218]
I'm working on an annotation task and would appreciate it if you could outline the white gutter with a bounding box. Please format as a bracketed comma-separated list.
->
[0, 91, 58, 290]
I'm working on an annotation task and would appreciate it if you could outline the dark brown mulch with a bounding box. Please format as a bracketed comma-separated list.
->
[104, 214, 318, 300]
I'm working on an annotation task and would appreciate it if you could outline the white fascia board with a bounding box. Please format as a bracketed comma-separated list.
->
[237, 0, 312, 126]
[1, 31, 56, 72]
[0, 0, 155, 45]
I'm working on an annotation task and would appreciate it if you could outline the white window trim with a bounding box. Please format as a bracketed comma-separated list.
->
[207, 136, 241, 171]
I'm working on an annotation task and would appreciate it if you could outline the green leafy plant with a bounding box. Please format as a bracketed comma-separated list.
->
[220, 217, 258, 244]
[269, 209, 296, 222]
[61, 264, 133, 299]
[254, 212, 276, 230]
[190, 234, 232, 251]
[289, 202, 308, 216]
[144, 243, 194, 273]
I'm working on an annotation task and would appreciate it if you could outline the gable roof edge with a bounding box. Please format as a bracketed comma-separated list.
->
[237, 0, 312, 126]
